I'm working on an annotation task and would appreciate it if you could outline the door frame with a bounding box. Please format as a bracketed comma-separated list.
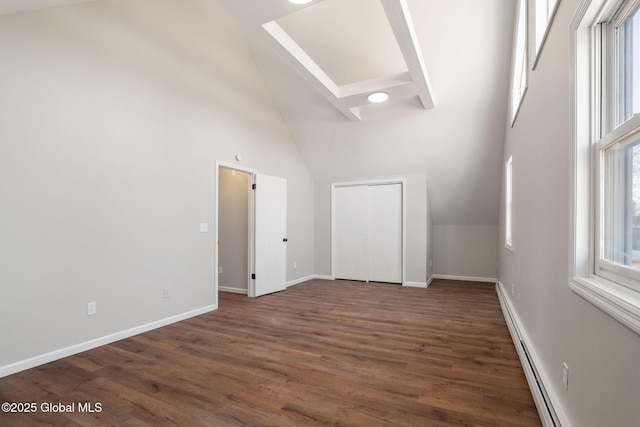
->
[330, 178, 407, 285]
[215, 160, 256, 303]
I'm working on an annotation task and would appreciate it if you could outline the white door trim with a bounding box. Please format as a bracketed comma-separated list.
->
[331, 178, 407, 285]
[215, 160, 256, 303]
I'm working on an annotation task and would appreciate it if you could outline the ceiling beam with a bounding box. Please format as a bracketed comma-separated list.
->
[380, 0, 435, 109]
[261, 21, 361, 121]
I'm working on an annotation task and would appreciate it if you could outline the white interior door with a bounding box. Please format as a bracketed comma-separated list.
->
[367, 184, 402, 283]
[334, 186, 368, 281]
[253, 173, 287, 297]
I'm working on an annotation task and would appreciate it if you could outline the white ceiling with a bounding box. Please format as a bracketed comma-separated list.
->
[0, 0, 516, 225]
[276, 0, 407, 86]
[0, 0, 97, 15]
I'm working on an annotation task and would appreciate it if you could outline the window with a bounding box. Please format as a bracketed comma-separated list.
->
[597, 0, 640, 291]
[614, 4, 640, 125]
[506, 156, 514, 250]
[571, 0, 640, 335]
[533, 0, 561, 66]
[511, 0, 528, 125]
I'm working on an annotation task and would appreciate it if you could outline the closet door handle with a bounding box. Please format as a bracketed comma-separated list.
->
[283, 238, 288, 242]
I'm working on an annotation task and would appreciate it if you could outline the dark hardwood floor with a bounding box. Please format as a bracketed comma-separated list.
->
[0, 279, 541, 426]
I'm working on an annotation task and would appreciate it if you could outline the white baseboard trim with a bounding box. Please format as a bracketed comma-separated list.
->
[432, 274, 497, 283]
[0, 304, 217, 379]
[496, 282, 568, 427]
[403, 281, 428, 288]
[287, 275, 335, 287]
[287, 275, 314, 288]
[426, 275, 434, 287]
[219, 286, 248, 294]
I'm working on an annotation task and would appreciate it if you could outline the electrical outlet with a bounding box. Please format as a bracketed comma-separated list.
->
[199, 223, 208, 233]
[511, 283, 515, 297]
[164, 287, 170, 299]
[562, 363, 569, 390]
[293, 262, 297, 269]
[87, 302, 97, 316]
[218, 266, 222, 274]
[430, 259, 433, 267]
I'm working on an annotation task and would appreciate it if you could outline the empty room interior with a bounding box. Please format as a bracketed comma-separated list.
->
[1, 0, 639, 425]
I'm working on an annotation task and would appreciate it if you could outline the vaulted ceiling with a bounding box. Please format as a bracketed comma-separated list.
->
[0, 0, 516, 225]
[219, 0, 516, 225]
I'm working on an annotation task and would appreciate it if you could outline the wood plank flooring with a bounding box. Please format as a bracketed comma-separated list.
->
[0, 279, 541, 426]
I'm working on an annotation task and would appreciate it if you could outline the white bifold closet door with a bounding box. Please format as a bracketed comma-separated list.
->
[334, 183, 402, 283]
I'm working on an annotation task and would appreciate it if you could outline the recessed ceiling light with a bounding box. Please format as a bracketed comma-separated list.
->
[288, 0, 313, 4]
[367, 91, 389, 103]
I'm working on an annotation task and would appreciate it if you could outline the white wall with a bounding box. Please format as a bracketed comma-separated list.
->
[433, 225, 498, 280]
[0, 0, 314, 372]
[314, 173, 429, 285]
[426, 182, 434, 281]
[405, 174, 429, 285]
[498, 0, 640, 425]
[218, 168, 249, 293]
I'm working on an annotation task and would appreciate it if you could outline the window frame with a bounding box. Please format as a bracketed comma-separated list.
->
[511, 0, 529, 126]
[595, 121, 640, 290]
[595, 0, 640, 291]
[570, 0, 640, 335]
[532, 0, 561, 69]
[505, 156, 514, 251]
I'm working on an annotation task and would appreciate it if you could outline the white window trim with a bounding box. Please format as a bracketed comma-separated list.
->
[532, 0, 562, 69]
[511, 0, 529, 126]
[505, 156, 514, 251]
[570, 0, 640, 335]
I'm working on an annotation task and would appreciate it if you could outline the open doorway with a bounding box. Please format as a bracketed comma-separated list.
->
[215, 160, 288, 301]
[218, 166, 251, 295]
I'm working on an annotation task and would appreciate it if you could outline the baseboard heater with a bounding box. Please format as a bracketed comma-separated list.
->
[496, 284, 561, 427]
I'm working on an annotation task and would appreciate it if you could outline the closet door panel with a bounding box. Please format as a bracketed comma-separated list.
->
[334, 186, 368, 281]
[367, 184, 402, 283]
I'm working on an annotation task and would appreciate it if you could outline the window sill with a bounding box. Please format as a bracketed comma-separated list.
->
[570, 275, 640, 335]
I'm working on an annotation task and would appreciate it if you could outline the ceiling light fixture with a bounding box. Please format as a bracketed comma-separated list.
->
[288, 0, 313, 4]
[367, 91, 389, 103]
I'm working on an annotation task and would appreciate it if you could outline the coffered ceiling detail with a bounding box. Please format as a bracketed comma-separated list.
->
[222, 0, 435, 121]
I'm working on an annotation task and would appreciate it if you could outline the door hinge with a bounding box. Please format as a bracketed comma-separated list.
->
[252, 184, 256, 190]
[251, 273, 256, 280]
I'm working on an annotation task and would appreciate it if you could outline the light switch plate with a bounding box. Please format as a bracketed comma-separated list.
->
[200, 223, 208, 233]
